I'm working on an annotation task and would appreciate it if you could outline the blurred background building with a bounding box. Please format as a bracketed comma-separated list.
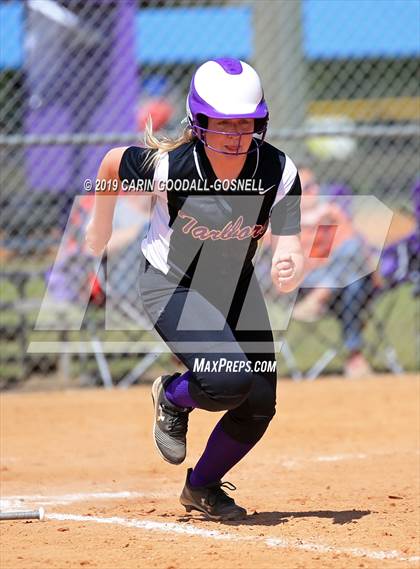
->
[0, 0, 418, 387]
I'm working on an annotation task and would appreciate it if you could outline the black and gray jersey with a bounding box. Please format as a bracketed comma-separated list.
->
[119, 139, 301, 282]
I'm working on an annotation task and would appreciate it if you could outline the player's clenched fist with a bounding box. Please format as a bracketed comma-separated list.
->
[85, 218, 112, 256]
[274, 255, 296, 279]
[271, 251, 304, 293]
[271, 254, 295, 289]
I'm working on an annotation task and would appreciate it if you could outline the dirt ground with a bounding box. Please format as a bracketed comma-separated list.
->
[1, 374, 419, 569]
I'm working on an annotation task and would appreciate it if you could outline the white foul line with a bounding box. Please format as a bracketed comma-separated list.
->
[46, 512, 420, 564]
[0, 490, 174, 510]
[2, 487, 419, 563]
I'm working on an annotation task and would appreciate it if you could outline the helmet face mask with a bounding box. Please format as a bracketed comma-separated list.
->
[191, 120, 266, 156]
[186, 58, 269, 155]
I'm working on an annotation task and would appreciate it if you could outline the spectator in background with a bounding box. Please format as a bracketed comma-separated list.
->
[380, 179, 420, 295]
[293, 166, 374, 377]
[137, 74, 176, 133]
[48, 194, 150, 306]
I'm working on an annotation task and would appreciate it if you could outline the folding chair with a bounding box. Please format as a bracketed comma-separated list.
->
[255, 180, 414, 379]
[283, 209, 418, 380]
[285, 276, 405, 380]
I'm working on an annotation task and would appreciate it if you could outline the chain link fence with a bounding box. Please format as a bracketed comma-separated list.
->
[0, 0, 419, 387]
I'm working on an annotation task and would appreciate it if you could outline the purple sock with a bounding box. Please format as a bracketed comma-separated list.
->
[165, 370, 197, 409]
[189, 420, 255, 487]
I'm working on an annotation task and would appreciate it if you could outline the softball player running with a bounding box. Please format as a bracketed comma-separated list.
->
[86, 59, 304, 521]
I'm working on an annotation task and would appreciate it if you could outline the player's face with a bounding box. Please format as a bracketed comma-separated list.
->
[205, 118, 254, 155]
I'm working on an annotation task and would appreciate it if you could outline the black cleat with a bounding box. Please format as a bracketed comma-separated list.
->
[180, 468, 247, 521]
[151, 374, 191, 465]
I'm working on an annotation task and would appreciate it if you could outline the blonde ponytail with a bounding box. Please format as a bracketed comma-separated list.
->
[142, 116, 196, 170]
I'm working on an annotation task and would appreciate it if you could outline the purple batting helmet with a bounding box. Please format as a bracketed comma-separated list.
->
[186, 58, 269, 155]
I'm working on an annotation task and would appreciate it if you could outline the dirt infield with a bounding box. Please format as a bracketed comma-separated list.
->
[1, 375, 419, 569]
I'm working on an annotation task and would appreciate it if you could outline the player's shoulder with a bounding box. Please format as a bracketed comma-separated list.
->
[260, 139, 285, 158]
[168, 140, 195, 159]
[259, 141, 297, 175]
[118, 145, 155, 181]
[167, 140, 197, 178]
[118, 145, 151, 168]
[120, 145, 149, 160]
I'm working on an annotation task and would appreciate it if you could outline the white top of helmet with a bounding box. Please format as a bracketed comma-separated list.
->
[193, 60, 264, 115]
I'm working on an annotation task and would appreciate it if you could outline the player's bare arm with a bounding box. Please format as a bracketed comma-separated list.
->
[271, 233, 305, 293]
[85, 146, 128, 256]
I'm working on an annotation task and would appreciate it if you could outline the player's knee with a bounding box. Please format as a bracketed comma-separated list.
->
[243, 385, 277, 440]
[247, 398, 276, 440]
[221, 408, 276, 444]
[249, 380, 276, 416]
[250, 411, 276, 442]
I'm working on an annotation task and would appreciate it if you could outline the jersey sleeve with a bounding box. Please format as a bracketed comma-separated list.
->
[118, 146, 156, 185]
[269, 155, 301, 236]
